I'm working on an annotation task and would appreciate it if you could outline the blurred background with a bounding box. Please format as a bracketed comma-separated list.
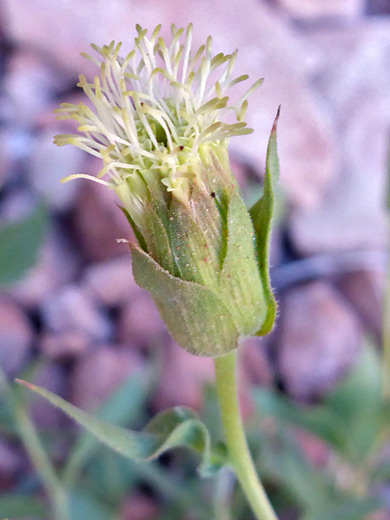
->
[0, 1, 390, 519]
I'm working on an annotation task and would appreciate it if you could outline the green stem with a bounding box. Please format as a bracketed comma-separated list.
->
[214, 351, 277, 520]
[14, 405, 68, 520]
[0, 371, 67, 520]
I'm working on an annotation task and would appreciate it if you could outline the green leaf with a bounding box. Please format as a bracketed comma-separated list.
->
[0, 494, 45, 518]
[304, 496, 382, 520]
[249, 108, 280, 335]
[325, 343, 382, 460]
[371, 461, 390, 482]
[16, 379, 226, 477]
[256, 428, 330, 513]
[67, 489, 114, 520]
[0, 202, 47, 287]
[85, 448, 137, 503]
[255, 344, 384, 463]
[253, 388, 347, 451]
[63, 369, 152, 484]
[130, 244, 238, 356]
[220, 188, 266, 335]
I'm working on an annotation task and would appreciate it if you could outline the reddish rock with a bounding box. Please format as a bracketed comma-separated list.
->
[290, 21, 390, 254]
[7, 225, 80, 309]
[0, 437, 24, 477]
[28, 129, 83, 212]
[70, 346, 143, 411]
[276, 0, 364, 20]
[120, 493, 160, 520]
[118, 291, 166, 348]
[336, 269, 385, 338]
[294, 429, 330, 467]
[3, 48, 65, 128]
[241, 337, 274, 387]
[368, 512, 390, 520]
[0, 189, 38, 221]
[82, 255, 137, 307]
[153, 340, 214, 411]
[40, 331, 90, 360]
[367, 0, 390, 14]
[40, 284, 112, 343]
[30, 362, 67, 430]
[71, 177, 133, 262]
[0, 297, 33, 376]
[278, 281, 361, 400]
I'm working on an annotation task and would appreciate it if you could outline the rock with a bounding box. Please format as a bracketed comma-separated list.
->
[294, 429, 330, 467]
[153, 340, 214, 411]
[0, 437, 24, 477]
[3, 49, 65, 128]
[0, 188, 38, 221]
[29, 362, 67, 430]
[40, 331, 90, 360]
[28, 129, 83, 212]
[336, 269, 385, 338]
[82, 255, 136, 307]
[120, 493, 160, 520]
[368, 511, 390, 520]
[118, 291, 166, 348]
[40, 284, 113, 343]
[0, 128, 34, 185]
[278, 281, 361, 400]
[71, 177, 133, 262]
[276, 0, 364, 20]
[291, 21, 390, 254]
[7, 223, 80, 309]
[4, 0, 337, 208]
[366, 0, 390, 14]
[0, 297, 33, 376]
[70, 345, 143, 410]
[241, 337, 274, 387]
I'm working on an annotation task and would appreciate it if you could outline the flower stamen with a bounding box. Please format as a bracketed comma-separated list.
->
[54, 24, 262, 226]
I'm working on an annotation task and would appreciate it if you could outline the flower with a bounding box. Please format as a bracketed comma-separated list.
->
[54, 24, 279, 357]
[54, 23, 262, 227]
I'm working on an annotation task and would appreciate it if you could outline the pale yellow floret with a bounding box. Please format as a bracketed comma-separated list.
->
[54, 23, 262, 226]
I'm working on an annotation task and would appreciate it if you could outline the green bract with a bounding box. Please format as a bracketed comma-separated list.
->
[54, 23, 280, 356]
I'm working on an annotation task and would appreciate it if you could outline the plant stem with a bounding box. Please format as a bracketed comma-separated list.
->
[0, 370, 68, 520]
[14, 405, 68, 520]
[214, 351, 277, 520]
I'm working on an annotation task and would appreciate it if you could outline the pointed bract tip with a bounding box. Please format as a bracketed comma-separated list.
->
[14, 378, 36, 391]
[271, 105, 281, 134]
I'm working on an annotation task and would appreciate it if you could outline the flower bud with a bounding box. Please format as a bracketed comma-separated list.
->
[54, 24, 279, 357]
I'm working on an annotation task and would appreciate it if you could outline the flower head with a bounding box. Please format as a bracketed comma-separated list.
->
[54, 24, 279, 357]
[54, 23, 262, 227]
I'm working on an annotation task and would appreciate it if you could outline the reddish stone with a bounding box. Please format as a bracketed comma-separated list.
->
[82, 255, 136, 307]
[120, 493, 160, 520]
[40, 284, 112, 343]
[70, 346, 143, 411]
[152, 340, 214, 411]
[278, 281, 361, 400]
[0, 297, 33, 376]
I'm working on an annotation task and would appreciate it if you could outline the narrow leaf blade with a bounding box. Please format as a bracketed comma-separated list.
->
[16, 379, 225, 477]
